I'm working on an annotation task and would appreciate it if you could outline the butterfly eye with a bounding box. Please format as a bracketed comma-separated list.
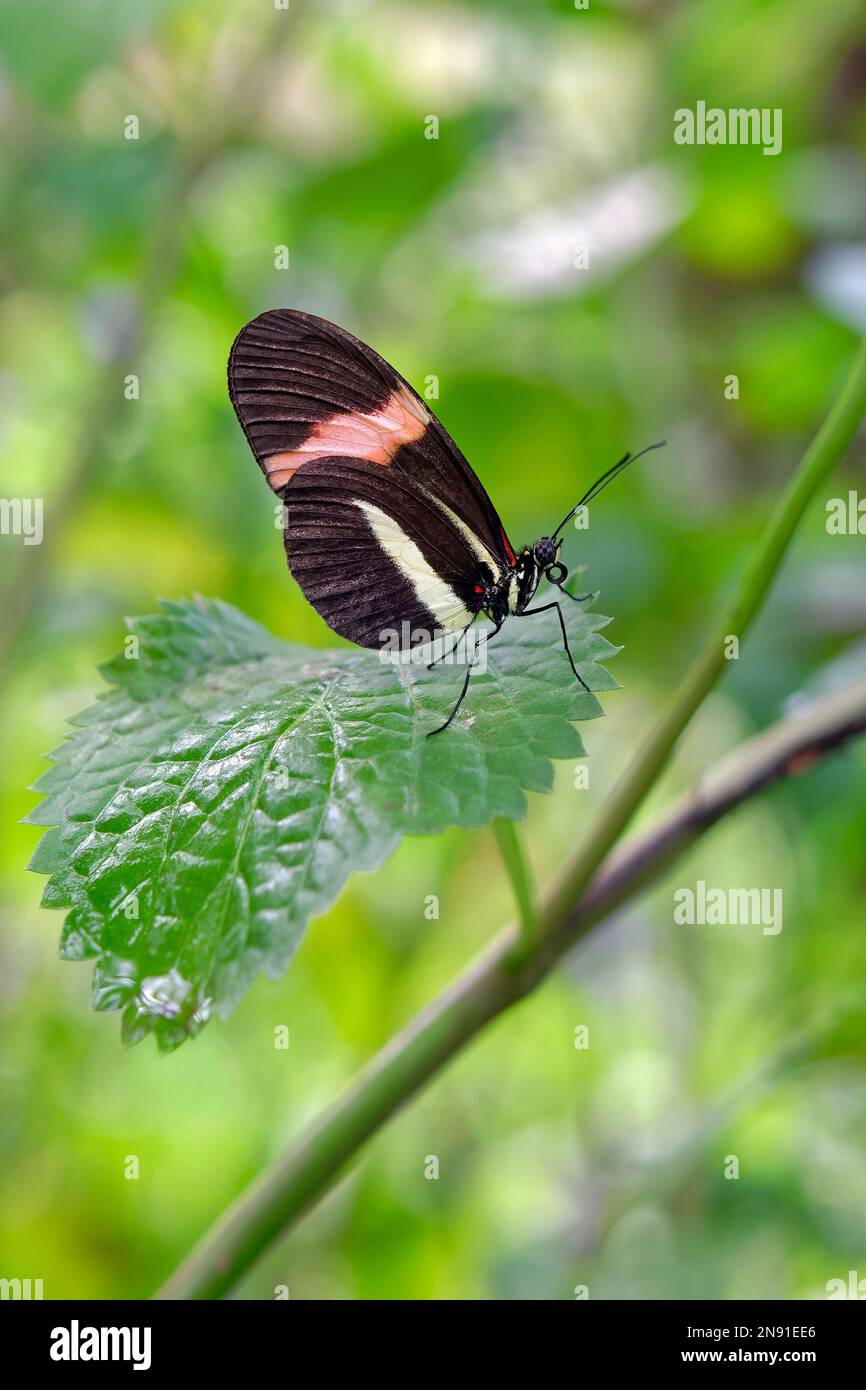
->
[545, 561, 567, 585]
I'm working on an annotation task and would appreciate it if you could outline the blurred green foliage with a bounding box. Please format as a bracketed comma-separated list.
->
[1, 0, 866, 1299]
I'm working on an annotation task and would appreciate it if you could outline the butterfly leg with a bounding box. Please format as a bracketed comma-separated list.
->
[558, 587, 598, 604]
[426, 621, 503, 736]
[426, 622, 473, 669]
[426, 658, 476, 737]
[518, 601, 591, 693]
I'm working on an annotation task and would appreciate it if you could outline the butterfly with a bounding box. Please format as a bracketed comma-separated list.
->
[228, 309, 662, 735]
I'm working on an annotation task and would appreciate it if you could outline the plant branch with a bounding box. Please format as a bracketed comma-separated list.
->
[492, 817, 538, 956]
[156, 671, 866, 1299]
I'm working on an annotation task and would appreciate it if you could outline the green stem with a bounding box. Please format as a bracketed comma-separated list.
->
[156, 335, 866, 1300]
[492, 817, 538, 958]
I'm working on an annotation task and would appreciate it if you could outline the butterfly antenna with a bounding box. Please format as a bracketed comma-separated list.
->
[552, 440, 666, 540]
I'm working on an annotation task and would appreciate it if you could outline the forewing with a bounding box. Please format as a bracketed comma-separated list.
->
[228, 308, 516, 574]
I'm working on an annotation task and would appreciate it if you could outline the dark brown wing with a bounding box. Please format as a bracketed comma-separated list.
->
[281, 455, 487, 649]
[227, 309, 517, 573]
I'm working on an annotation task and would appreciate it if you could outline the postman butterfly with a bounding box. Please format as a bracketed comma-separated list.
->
[228, 309, 663, 735]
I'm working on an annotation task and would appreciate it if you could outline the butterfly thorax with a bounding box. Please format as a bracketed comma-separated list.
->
[512, 548, 541, 614]
[479, 542, 559, 624]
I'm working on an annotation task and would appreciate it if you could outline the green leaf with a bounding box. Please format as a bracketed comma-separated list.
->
[27, 596, 619, 1051]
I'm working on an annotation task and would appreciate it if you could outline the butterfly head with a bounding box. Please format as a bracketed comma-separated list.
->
[533, 535, 562, 569]
[531, 536, 567, 587]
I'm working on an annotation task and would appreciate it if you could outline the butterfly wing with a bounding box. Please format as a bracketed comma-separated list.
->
[228, 309, 516, 649]
[281, 456, 482, 648]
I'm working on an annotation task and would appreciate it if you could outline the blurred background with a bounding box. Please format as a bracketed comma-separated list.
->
[2, 0, 866, 1300]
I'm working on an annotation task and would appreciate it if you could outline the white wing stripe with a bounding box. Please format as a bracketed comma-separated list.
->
[418, 487, 502, 581]
[354, 500, 472, 633]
